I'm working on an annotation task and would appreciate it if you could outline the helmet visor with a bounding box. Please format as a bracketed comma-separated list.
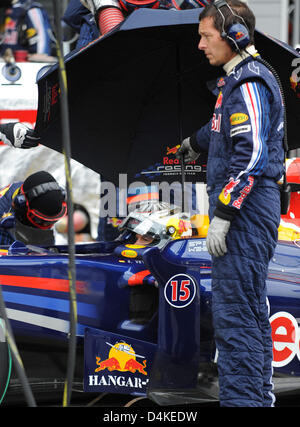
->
[26, 202, 67, 230]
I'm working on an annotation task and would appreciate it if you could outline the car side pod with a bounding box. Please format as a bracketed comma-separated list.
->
[143, 238, 217, 406]
[83, 327, 156, 396]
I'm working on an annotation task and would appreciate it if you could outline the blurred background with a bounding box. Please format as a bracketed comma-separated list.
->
[41, 0, 300, 48]
[0, 0, 299, 242]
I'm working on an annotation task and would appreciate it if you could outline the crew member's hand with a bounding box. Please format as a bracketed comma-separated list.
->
[206, 216, 231, 257]
[176, 137, 200, 163]
[0, 213, 15, 229]
[0, 123, 40, 149]
[80, 0, 101, 14]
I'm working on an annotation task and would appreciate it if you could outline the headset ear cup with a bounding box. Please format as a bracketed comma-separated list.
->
[14, 193, 26, 210]
[227, 23, 250, 50]
[13, 193, 28, 223]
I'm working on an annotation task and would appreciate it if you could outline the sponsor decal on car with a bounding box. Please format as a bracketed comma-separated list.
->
[164, 273, 196, 308]
[84, 331, 155, 393]
[270, 311, 300, 367]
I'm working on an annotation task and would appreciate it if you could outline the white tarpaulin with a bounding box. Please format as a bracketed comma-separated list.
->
[0, 60, 100, 239]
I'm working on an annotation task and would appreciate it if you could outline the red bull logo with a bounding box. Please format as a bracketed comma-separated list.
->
[232, 176, 254, 209]
[166, 145, 180, 155]
[235, 31, 244, 40]
[217, 77, 226, 88]
[219, 178, 240, 205]
[178, 219, 191, 235]
[94, 341, 148, 376]
[164, 144, 188, 166]
[215, 91, 223, 109]
[107, 217, 123, 228]
[163, 144, 196, 166]
[223, 177, 240, 198]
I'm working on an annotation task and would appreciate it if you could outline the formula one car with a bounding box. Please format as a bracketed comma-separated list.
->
[1, 8, 300, 407]
[0, 162, 300, 406]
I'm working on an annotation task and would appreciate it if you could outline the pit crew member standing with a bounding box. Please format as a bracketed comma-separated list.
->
[178, 0, 284, 406]
[80, 0, 211, 36]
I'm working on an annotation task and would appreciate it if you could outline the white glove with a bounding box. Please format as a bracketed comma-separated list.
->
[0, 123, 40, 149]
[176, 137, 200, 163]
[80, 0, 102, 14]
[206, 216, 231, 257]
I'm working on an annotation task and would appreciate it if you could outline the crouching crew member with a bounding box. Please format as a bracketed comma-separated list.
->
[0, 171, 67, 246]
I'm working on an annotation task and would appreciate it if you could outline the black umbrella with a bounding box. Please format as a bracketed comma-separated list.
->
[35, 8, 300, 189]
[35, 8, 220, 189]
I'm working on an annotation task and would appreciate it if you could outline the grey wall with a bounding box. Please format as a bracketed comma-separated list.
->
[247, 0, 289, 42]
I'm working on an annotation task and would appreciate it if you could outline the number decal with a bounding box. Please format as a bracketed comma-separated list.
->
[164, 274, 196, 308]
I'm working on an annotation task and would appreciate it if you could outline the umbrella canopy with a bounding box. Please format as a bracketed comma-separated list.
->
[35, 9, 300, 187]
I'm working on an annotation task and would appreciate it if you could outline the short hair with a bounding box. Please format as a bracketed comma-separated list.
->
[199, 0, 256, 45]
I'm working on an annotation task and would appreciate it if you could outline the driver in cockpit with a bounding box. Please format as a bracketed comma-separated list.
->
[117, 199, 193, 248]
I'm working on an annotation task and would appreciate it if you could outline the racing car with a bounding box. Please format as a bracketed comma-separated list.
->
[1, 7, 300, 407]
[0, 159, 299, 407]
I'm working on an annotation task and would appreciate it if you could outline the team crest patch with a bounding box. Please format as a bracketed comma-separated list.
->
[217, 77, 226, 88]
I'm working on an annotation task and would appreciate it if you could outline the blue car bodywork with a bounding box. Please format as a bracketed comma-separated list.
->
[1, 234, 299, 405]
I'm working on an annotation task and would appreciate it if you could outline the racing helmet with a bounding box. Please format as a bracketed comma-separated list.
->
[13, 171, 67, 230]
[118, 200, 192, 246]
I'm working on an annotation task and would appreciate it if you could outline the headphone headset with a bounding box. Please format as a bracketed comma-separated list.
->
[14, 182, 66, 210]
[213, 0, 250, 52]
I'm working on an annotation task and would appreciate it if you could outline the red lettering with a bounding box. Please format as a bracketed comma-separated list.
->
[179, 280, 190, 301]
[170, 280, 177, 301]
[169, 279, 191, 302]
[232, 176, 254, 209]
[270, 312, 299, 367]
[163, 157, 180, 165]
[51, 84, 59, 106]
[211, 113, 222, 132]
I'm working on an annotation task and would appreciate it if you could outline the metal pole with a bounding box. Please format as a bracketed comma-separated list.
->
[52, 0, 77, 408]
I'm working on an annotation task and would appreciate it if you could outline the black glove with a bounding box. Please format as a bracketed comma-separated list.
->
[176, 137, 200, 163]
[0, 123, 40, 149]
